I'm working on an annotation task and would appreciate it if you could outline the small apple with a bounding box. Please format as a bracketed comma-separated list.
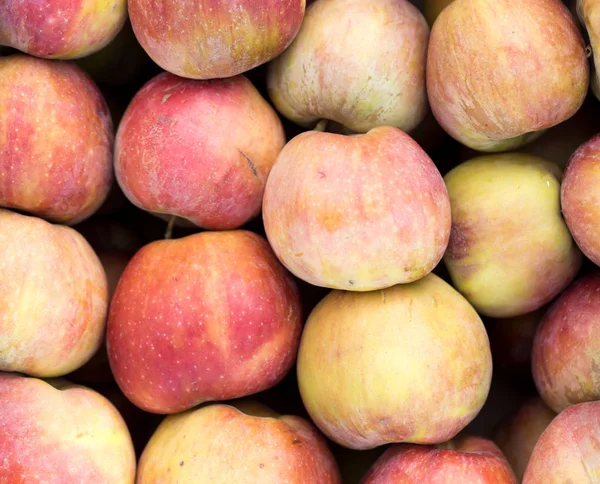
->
[268, 0, 429, 134]
[128, 0, 306, 79]
[115, 72, 285, 231]
[361, 436, 517, 483]
[427, 0, 589, 152]
[443, 153, 581, 318]
[297, 273, 492, 450]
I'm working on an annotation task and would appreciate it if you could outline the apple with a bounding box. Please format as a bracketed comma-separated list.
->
[128, 0, 305, 79]
[0, 0, 127, 59]
[424, 0, 454, 27]
[532, 271, 600, 413]
[427, 0, 589, 152]
[0, 54, 113, 225]
[115, 72, 285, 231]
[107, 230, 303, 414]
[267, 0, 429, 134]
[297, 273, 492, 450]
[263, 126, 451, 292]
[443, 153, 581, 318]
[0, 372, 136, 483]
[137, 400, 341, 483]
[561, 132, 600, 267]
[523, 401, 600, 483]
[493, 397, 556, 481]
[0, 209, 108, 378]
[361, 436, 517, 483]
[578, 0, 600, 100]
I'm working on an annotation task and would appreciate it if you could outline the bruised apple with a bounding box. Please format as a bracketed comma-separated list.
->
[263, 126, 451, 291]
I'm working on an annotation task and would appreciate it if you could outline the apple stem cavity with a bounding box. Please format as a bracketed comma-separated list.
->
[586, 45, 593, 58]
[165, 215, 177, 240]
[314, 119, 329, 133]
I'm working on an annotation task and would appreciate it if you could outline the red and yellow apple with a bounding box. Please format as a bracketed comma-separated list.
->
[267, 0, 429, 134]
[115, 72, 285, 231]
[263, 126, 451, 291]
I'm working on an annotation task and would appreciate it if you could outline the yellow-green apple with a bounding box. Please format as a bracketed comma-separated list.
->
[532, 272, 600, 413]
[0, 209, 108, 377]
[263, 126, 451, 292]
[360, 436, 517, 483]
[296, 273, 492, 450]
[267, 0, 429, 134]
[443, 153, 581, 318]
[424, 0, 454, 27]
[523, 401, 600, 483]
[137, 401, 342, 483]
[128, 0, 305, 79]
[493, 397, 556, 481]
[427, 0, 589, 152]
[115, 72, 285, 231]
[578, 0, 600, 100]
[561, 133, 600, 266]
[0, 372, 136, 483]
[0, 54, 113, 225]
[107, 230, 303, 414]
[0, 0, 127, 59]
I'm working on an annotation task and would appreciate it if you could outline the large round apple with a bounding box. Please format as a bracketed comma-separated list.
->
[263, 126, 451, 292]
[267, 0, 429, 134]
[115, 73, 285, 231]
[297, 273, 492, 450]
[107, 230, 303, 414]
[427, 0, 589, 152]
[128, 0, 306, 79]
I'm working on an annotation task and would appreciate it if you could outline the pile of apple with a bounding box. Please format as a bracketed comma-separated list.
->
[3, 0, 600, 482]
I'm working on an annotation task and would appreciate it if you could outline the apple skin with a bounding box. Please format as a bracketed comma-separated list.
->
[532, 272, 600, 413]
[0, 209, 108, 378]
[443, 153, 581, 318]
[523, 401, 600, 483]
[137, 401, 341, 483]
[578, 0, 600, 100]
[128, 0, 305, 80]
[263, 126, 451, 292]
[427, 0, 589, 152]
[297, 273, 492, 450]
[561, 133, 600, 267]
[115, 72, 285, 231]
[0, 54, 113, 225]
[493, 397, 556, 481]
[107, 230, 303, 414]
[0, 372, 136, 483]
[267, 0, 429, 134]
[424, 0, 454, 27]
[0, 0, 127, 59]
[361, 436, 517, 483]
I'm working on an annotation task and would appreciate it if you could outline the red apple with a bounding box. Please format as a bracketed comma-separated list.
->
[0, 372, 136, 483]
[0, 0, 127, 59]
[523, 401, 600, 483]
[361, 436, 517, 483]
[427, 0, 589, 152]
[107, 230, 303, 414]
[263, 126, 451, 291]
[128, 0, 306, 79]
[532, 272, 600, 413]
[493, 397, 556, 481]
[0, 54, 113, 225]
[115, 72, 285, 231]
[0, 209, 108, 378]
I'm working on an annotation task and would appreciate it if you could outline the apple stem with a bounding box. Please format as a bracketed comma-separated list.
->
[165, 215, 176, 240]
[314, 119, 329, 132]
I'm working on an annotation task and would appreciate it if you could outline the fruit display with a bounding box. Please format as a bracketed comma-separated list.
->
[4, 0, 600, 482]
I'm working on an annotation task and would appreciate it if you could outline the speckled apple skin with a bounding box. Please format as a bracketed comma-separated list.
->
[137, 402, 341, 483]
[0, 55, 113, 225]
[427, 0, 589, 152]
[0, 373, 136, 483]
[361, 436, 517, 484]
[263, 126, 451, 291]
[0, 209, 108, 377]
[107, 230, 303, 414]
[0, 0, 127, 59]
[115, 73, 285, 231]
[128, 0, 305, 79]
